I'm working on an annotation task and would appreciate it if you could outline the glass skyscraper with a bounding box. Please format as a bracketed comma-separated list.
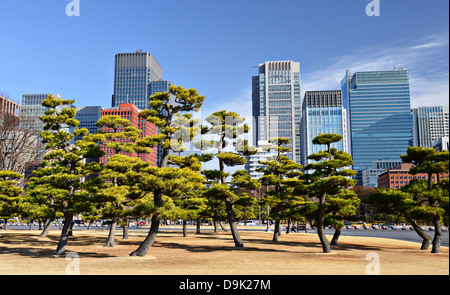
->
[412, 106, 449, 148]
[341, 69, 413, 185]
[252, 61, 301, 163]
[300, 90, 348, 167]
[112, 50, 163, 110]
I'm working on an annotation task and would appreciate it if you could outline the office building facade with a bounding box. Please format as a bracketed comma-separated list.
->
[300, 90, 348, 167]
[74, 106, 102, 142]
[112, 50, 163, 110]
[378, 163, 449, 189]
[412, 106, 449, 148]
[341, 69, 413, 185]
[361, 160, 402, 188]
[0, 96, 20, 118]
[252, 60, 301, 163]
[100, 103, 157, 166]
[245, 141, 278, 179]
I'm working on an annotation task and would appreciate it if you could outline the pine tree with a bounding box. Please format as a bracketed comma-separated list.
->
[303, 133, 357, 253]
[33, 95, 104, 255]
[167, 154, 208, 237]
[0, 170, 24, 231]
[93, 115, 151, 247]
[129, 85, 205, 257]
[196, 110, 260, 247]
[22, 181, 63, 237]
[365, 187, 433, 250]
[400, 146, 449, 253]
[257, 138, 306, 242]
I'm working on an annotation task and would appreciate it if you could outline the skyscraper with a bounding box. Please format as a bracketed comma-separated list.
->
[412, 106, 449, 148]
[252, 60, 301, 163]
[112, 50, 163, 110]
[341, 69, 413, 185]
[300, 90, 348, 167]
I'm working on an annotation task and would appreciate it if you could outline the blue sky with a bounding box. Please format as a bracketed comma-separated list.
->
[0, 0, 448, 122]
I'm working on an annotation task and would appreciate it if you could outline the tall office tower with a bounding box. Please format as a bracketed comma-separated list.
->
[252, 60, 301, 163]
[300, 90, 348, 167]
[112, 50, 163, 110]
[74, 106, 102, 142]
[412, 106, 449, 148]
[341, 69, 413, 185]
[100, 103, 158, 166]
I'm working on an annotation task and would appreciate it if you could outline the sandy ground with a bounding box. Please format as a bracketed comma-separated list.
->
[0, 228, 448, 275]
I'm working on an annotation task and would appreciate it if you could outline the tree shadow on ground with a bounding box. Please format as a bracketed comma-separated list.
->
[154, 241, 291, 253]
[0, 233, 116, 258]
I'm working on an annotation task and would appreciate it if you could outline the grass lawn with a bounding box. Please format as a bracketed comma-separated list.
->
[0, 228, 448, 275]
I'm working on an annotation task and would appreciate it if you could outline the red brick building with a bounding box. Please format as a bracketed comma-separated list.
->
[100, 103, 157, 166]
[378, 163, 449, 189]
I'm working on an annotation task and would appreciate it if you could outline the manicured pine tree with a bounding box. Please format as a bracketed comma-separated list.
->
[22, 181, 63, 237]
[365, 187, 433, 250]
[34, 95, 104, 255]
[303, 133, 357, 253]
[93, 115, 151, 247]
[256, 138, 306, 242]
[0, 170, 24, 231]
[400, 146, 449, 254]
[129, 85, 205, 257]
[195, 110, 260, 247]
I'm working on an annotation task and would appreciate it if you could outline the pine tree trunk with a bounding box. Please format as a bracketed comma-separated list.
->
[286, 219, 291, 234]
[3, 218, 8, 231]
[317, 196, 331, 253]
[330, 228, 341, 246]
[213, 217, 219, 233]
[225, 199, 244, 248]
[29, 220, 33, 230]
[196, 218, 201, 234]
[431, 216, 442, 254]
[104, 217, 118, 247]
[56, 213, 73, 256]
[122, 220, 129, 240]
[410, 219, 431, 250]
[219, 221, 228, 232]
[272, 220, 280, 242]
[183, 219, 188, 237]
[129, 211, 161, 257]
[39, 218, 55, 238]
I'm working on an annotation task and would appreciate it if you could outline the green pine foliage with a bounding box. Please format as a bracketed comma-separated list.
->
[0, 170, 24, 230]
[129, 85, 205, 257]
[30, 95, 104, 255]
[303, 133, 358, 253]
[195, 110, 260, 248]
[257, 137, 307, 242]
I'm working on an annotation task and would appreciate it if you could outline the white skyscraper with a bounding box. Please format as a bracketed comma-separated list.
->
[252, 61, 301, 163]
